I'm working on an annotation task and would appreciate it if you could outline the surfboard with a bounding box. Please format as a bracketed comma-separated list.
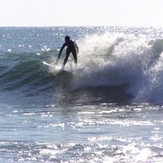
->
[42, 61, 56, 68]
[43, 61, 73, 78]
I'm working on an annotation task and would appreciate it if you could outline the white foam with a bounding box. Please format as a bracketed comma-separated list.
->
[69, 33, 163, 104]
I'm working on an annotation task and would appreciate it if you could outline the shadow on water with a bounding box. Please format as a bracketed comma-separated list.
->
[55, 84, 133, 106]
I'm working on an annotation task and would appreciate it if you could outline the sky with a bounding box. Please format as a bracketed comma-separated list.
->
[0, 0, 163, 27]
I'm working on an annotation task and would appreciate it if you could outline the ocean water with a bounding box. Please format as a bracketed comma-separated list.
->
[0, 26, 163, 162]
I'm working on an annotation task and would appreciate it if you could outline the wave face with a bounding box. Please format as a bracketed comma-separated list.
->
[0, 27, 163, 104]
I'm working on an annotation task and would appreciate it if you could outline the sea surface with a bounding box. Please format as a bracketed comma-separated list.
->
[0, 26, 163, 162]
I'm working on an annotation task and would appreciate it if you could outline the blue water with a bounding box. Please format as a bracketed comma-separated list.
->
[0, 27, 163, 162]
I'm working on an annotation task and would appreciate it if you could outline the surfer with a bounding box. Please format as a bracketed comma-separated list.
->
[57, 36, 79, 68]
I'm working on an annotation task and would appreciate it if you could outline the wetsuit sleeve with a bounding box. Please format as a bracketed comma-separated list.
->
[57, 43, 66, 60]
[75, 43, 79, 54]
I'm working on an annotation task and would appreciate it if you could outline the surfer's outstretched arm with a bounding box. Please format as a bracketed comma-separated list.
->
[57, 43, 66, 63]
[75, 43, 79, 54]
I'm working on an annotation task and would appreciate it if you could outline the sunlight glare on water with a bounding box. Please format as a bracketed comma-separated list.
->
[0, 103, 163, 162]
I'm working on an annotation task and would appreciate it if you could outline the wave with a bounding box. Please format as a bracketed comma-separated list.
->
[0, 51, 55, 91]
[1, 33, 163, 104]
[70, 33, 163, 104]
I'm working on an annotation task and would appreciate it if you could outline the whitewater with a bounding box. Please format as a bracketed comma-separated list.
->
[0, 27, 163, 162]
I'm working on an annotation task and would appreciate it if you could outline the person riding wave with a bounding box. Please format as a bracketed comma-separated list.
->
[57, 36, 79, 69]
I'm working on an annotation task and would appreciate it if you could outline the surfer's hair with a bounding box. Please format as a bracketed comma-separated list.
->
[65, 36, 70, 40]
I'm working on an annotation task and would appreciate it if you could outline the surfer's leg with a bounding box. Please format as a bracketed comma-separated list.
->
[63, 51, 70, 67]
[72, 51, 77, 66]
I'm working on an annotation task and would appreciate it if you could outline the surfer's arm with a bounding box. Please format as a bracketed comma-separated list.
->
[57, 44, 66, 62]
[75, 43, 79, 54]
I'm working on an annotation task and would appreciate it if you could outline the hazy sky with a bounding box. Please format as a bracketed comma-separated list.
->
[0, 0, 163, 26]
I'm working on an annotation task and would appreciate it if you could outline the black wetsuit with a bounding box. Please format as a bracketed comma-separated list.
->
[58, 40, 78, 67]
[63, 40, 78, 65]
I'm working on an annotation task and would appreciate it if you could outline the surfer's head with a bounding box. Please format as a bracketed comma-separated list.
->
[65, 36, 70, 42]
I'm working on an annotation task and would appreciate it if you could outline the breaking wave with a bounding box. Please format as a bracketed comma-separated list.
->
[1, 32, 163, 104]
